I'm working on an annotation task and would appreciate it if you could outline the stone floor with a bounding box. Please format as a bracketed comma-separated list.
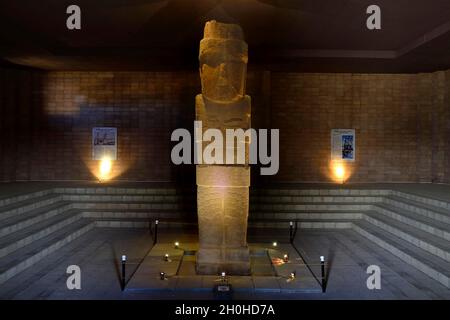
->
[125, 240, 322, 294]
[0, 227, 448, 300]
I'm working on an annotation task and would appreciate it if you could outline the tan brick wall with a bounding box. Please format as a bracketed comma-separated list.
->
[0, 69, 449, 183]
[271, 71, 450, 183]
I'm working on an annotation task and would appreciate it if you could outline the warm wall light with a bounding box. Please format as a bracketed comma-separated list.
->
[99, 156, 113, 181]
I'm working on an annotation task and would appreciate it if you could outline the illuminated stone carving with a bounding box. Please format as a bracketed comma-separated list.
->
[196, 20, 251, 275]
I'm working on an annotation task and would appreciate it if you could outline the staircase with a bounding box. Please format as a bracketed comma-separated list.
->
[250, 188, 450, 288]
[0, 186, 449, 289]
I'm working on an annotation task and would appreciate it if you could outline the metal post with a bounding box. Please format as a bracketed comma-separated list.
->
[154, 219, 159, 245]
[320, 256, 326, 293]
[121, 255, 127, 291]
[289, 221, 293, 243]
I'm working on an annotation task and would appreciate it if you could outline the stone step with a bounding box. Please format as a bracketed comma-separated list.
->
[0, 194, 62, 222]
[92, 217, 354, 229]
[250, 189, 391, 196]
[0, 189, 53, 208]
[250, 195, 383, 203]
[72, 201, 194, 211]
[0, 202, 72, 237]
[392, 190, 450, 211]
[249, 211, 362, 221]
[94, 218, 198, 229]
[249, 219, 354, 229]
[0, 210, 83, 258]
[352, 220, 450, 288]
[383, 196, 450, 224]
[54, 187, 191, 196]
[373, 203, 450, 240]
[81, 209, 194, 220]
[62, 194, 194, 203]
[0, 219, 94, 285]
[363, 212, 450, 262]
[250, 202, 371, 211]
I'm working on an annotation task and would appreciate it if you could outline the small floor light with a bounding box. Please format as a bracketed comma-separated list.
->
[174, 241, 179, 249]
[221, 271, 227, 283]
[164, 253, 170, 262]
[290, 271, 296, 280]
[160, 272, 166, 280]
[272, 241, 278, 247]
[283, 254, 289, 263]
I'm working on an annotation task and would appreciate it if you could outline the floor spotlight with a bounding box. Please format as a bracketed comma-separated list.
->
[220, 271, 227, 283]
[160, 272, 166, 280]
[290, 271, 296, 280]
[164, 253, 170, 262]
[174, 241, 179, 249]
[272, 241, 278, 247]
[283, 254, 289, 263]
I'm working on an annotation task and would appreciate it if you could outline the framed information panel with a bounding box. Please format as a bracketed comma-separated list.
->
[331, 129, 355, 161]
[92, 127, 117, 160]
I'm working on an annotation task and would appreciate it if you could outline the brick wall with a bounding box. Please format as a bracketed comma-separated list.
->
[270, 71, 450, 183]
[0, 68, 449, 183]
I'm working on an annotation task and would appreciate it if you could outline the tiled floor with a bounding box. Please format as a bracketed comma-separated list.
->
[0, 227, 448, 300]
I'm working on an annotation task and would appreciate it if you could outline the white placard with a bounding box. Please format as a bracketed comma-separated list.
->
[92, 127, 117, 160]
[331, 129, 355, 161]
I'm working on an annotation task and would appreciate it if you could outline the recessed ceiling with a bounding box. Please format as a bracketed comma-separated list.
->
[0, 0, 449, 72]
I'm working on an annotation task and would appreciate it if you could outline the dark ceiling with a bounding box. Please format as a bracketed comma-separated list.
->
[1, 0, 450, 73]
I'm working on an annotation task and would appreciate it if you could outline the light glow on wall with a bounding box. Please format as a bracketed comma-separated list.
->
[98, 156, 113, 181]
[335, 164, 345, 181]
[329, 161, 352, 184]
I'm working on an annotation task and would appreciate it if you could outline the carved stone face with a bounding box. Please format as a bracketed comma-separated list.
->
[200, 58, 246, 102]
[199, 29, 248, 102]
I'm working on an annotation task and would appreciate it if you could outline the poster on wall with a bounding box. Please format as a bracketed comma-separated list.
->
[92, 127, 117, 160]
[331, 129, 355, 161]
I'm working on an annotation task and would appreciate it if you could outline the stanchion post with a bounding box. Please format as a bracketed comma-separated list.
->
[154, 219, 159, 245]
[289, 221, 293, 243]
[320, 255, 326, 293]
[121, 255, 127, 291]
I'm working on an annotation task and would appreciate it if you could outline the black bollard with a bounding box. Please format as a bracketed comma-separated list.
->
[320, 256, 326, 293]
[154, 219, 159, 245]
[121, 255, 126, 290]
[289, 221, 294, 243]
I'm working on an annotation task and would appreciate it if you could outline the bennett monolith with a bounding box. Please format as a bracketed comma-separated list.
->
[195, 20, 251, 275]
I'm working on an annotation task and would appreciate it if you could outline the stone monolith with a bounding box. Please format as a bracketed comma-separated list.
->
[196, 20, 251, 275]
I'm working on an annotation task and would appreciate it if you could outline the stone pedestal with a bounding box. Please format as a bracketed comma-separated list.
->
[195, 20, 251, 275]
